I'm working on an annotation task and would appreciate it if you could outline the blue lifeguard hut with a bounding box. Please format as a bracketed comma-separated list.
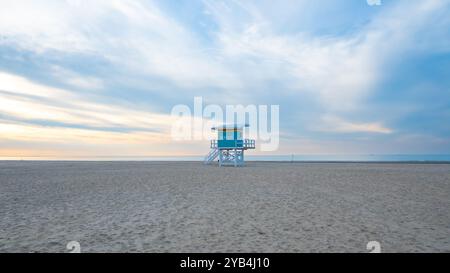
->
[204, 124, 255, 167]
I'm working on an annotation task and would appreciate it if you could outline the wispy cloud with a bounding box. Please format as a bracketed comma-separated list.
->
[320, 116, 392, 134]
[0, 0, 241, 89]
[0, 72, 175, 131]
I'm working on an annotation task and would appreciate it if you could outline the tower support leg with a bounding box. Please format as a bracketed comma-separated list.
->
[218, 149, 246, 167]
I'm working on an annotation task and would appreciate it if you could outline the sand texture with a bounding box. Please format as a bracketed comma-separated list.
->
[0, 161, 449, 253]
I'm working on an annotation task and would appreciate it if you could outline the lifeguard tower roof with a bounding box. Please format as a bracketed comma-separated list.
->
[211, 123, 249, 130]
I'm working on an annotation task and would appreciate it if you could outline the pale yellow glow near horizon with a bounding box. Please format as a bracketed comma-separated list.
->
[0, 123, 210, 158]
[0, 72, 184, 157]
[0, 72, 221, 157]
[0, 72, 179, 129]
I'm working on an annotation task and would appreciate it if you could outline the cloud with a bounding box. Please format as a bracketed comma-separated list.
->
[0, 0, 449, 156]
[0, 72, 175, 132]
[48, 65, 104, 90]
[205, 0, 450, 110]
[0, 72, 216, 157]
[1, 0, 446, 101]
[0, 121, 164, 144]
[202, 0, 376, 110]
[319, 116, 393, 134]
[0, 0, 241, 89]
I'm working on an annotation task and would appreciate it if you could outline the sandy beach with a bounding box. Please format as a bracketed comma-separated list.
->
[0, 161, 449, 253]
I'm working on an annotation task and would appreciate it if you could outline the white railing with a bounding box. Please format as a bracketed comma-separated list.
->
[243, 139, 256, 149]
[210, 139, 255, 149]
[211, 140, 218, 149]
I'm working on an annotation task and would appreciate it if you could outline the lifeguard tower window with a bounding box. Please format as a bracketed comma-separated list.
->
[225, 131, 234, 140]
[236, 131, 242, 140]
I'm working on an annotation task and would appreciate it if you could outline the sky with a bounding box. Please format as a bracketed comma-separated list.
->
[0, 0, 449, 157]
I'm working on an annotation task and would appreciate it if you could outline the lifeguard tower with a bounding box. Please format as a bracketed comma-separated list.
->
[204, 124, 255, 167]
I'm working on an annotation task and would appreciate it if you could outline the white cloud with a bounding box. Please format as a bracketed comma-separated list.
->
[319, 116, 392, 134]
[0, 72, 175, 131]
[1, 0, 446, 98]
[0, 1, 92, 53]
[0, 0, 241, 89]
[202, 0, 378, 111]
[49, 65, 104, 90]
[202, 0, 450, 142]
[207, 0, 449, 110]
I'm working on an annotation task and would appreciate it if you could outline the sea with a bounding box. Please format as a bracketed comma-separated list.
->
[1, 154, 450, 162]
